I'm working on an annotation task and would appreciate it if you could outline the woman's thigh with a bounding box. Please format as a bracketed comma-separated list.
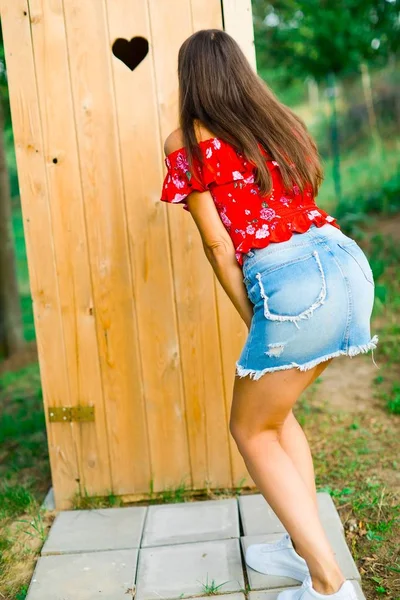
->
[230, 358, 333, 436]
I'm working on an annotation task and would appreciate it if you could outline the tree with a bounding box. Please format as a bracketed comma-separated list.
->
[0, 21, 24, 358]
[252, 0, 399, 205]
[253, 0, 400, 82]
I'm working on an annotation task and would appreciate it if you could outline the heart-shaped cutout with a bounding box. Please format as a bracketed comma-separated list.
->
[112, 36, 149, 71]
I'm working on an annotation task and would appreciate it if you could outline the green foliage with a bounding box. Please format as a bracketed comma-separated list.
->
[0, 484, 35, 520]
[15, 586, 29, 600]
[322, 139, 400, 223]
[159, 482, 189, 504]
[71, 489, 124, 510]
[197, 575, 230, 595]
[253, 0, 400, 82]
[383, 382, 400, 414]
[0, 362, 49, 519]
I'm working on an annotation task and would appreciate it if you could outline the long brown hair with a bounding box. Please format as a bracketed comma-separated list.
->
[177, 29, 324, 197]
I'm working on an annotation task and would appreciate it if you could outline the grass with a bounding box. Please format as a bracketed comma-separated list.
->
[319, 138, 400, 216]
[68, 474, 249, 510]
[294, 226, 400, 600]
[297, 396, 400, 598]
[0, 363, 53, 600]
[197, 575, 231, 595]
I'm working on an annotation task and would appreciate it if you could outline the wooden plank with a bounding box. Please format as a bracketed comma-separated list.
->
[215, 283, 255, 487]
[221, 0, 257, 70]
[28, 0, 112, 496]
[190, 0, 222, 30]
[62, 0, 150, 494]
[149, 0, 232, 488]
[187, 0, 255, 489]
[191, 0, 255, 488]
[0, 0, 80, 508]
[213, 0, 257, 488]
[189, 0, 236, 489]
[105, 0, 192, 491]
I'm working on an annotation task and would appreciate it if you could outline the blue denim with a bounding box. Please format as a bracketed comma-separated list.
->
[236, 223, 378, 379]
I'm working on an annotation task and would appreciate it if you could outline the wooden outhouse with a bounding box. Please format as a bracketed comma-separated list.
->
[1, 0, 257, 509]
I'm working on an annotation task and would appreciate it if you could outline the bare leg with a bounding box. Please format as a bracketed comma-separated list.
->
[230, 361, 343, 595]
[280, 412, 317, 506]
[280, 360, 332, 507]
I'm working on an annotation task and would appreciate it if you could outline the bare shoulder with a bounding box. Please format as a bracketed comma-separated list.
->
[164, 122, 217, 157]
[163, 128, 184, 157]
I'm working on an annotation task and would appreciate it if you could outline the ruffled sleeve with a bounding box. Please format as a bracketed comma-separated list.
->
[160, 138, 262, 211]
[199, 138, 250, 187]
[160, 149, 206, 212]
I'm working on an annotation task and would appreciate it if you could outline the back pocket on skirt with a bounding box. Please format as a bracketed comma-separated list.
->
[248, 250, 327, 324]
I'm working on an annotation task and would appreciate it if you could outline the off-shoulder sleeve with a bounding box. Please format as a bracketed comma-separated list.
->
[160, 149, 206, 212]
[198, 138, 250, 188]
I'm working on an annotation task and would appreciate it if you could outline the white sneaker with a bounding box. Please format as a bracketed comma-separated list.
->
[277, 575, 358, 599]
[245, 533, 310, 582]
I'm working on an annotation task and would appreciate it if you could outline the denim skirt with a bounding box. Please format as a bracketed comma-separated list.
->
[236, 223, 378, 379]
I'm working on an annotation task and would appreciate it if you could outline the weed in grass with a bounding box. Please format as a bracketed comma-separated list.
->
[318, 486, 355, 499]
[197, 574, 230, 595]
[371, 576, 387, 595]
[233, 477, 247, 495]
[149, 478, 155, 497]
[71, 488, 124, 510]
[16, 510, 47, 542]
[159, 481, 189, 504]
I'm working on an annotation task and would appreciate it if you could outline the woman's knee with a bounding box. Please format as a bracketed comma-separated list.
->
[230, 367, 314, 449]
[229, 417, 282, 451]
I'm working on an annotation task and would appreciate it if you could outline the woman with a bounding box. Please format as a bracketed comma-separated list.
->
[160, 29, 377, 600]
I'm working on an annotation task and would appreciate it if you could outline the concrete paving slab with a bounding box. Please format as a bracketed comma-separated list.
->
[41, 506, 147, 555]
[135, 538, 244, 600]
[248, 579, 366, 599]
[141, 498, 239, 547]
[196, 595, 245, 600]
[241, 530, 360, 591]
[238, 493, 343, 536]
[41, 487, 55, 511]
[26, 549, 137, 600]
[238, 494, 284, 536]
[317, 492, 344, 531]
[249, 587, 300, 599]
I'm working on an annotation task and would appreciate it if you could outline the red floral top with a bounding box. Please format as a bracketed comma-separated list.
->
[160, 137, 340, 266]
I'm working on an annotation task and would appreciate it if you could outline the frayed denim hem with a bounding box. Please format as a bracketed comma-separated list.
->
[235, 334, 379, 381]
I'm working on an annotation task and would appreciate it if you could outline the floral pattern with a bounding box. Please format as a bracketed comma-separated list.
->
[160, 137, 340, 266]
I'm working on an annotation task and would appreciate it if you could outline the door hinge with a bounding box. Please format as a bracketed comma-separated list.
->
[48, 406, 95, 423]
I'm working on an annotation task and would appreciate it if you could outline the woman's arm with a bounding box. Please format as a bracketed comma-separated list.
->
[163, 128, 254, 329]
[186, 188, 254, 330]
